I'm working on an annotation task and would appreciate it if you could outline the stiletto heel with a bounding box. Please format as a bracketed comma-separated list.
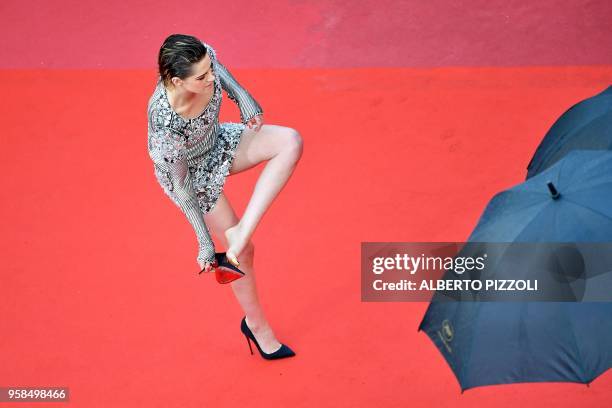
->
[240, 317, 296, 360]
[244, 335, 254, 355]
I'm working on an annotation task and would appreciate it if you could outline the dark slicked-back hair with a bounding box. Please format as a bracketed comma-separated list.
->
[158, 34, 207, 87]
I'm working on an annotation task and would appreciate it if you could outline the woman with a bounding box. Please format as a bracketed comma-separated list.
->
[147, 34, 303, 359]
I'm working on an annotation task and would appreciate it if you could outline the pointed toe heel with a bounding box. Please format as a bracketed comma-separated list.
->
[240, 317, 296, 360]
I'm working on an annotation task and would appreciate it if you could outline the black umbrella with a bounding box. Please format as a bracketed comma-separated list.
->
[526, 85, 612, 179]
[419, 150, 612, 391]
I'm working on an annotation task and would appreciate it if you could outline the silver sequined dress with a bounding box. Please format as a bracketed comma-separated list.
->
[147, 42, 263, 265]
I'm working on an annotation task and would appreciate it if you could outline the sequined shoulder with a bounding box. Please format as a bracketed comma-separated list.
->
[147, 80, 186, 163]
[147, 80, 171, 130]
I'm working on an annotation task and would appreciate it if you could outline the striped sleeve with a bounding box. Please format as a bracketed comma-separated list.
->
[201, 41, 263, 123]
[156, 127, 216, 265]
[215, 61, 263, 123]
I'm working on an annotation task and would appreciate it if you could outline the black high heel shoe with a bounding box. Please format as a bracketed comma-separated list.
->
[240, 317, 296, 360]
[198, 252, 245, 284]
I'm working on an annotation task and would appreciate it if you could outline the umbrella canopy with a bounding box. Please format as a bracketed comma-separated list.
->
[526, 85, 612, 179]
[419, 150, 612, 391]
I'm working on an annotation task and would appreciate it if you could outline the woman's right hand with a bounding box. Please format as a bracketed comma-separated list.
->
[198, 259, 217, 274]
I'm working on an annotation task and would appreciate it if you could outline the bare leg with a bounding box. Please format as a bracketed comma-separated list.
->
[224, 124, 303, 265]
[204, 193, 282, 354]
[202, 124, 302, 353]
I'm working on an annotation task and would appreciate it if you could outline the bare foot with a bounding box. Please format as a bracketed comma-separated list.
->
[224, 223, 250, 266]
[245, 317, 282, 354]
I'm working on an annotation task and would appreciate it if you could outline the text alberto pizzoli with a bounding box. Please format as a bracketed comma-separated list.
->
[371, 254, 538, 292]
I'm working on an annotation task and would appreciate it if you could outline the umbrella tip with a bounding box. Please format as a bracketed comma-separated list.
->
[547, 181, 561, 200]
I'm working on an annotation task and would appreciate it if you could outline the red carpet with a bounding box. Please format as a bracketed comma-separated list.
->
[2, 0, 612, 406]
[1, 66, 611, 407]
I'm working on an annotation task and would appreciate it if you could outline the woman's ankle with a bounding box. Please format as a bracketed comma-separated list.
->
[245, 315, 269, 332]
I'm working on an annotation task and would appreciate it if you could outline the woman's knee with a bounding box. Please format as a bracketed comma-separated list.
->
[282, 127, 303, 160]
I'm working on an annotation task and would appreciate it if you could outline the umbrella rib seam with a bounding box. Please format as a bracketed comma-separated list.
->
[459, 303, 483, 387]
[562, 198, 612, 224]
[564, 304, 588, 383]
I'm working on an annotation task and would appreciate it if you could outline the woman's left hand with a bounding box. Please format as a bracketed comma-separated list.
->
[246, 115, 263, 132]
